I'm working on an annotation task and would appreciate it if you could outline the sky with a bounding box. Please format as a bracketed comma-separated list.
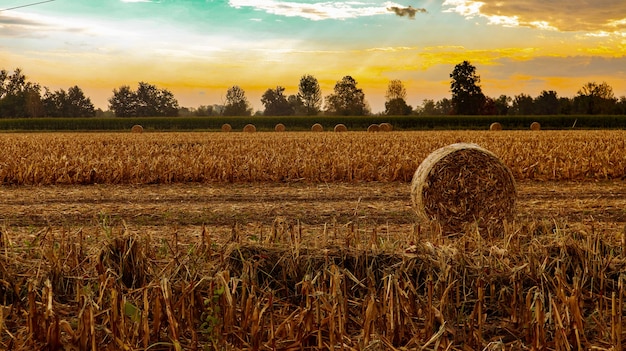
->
[1, 0, 625, 113]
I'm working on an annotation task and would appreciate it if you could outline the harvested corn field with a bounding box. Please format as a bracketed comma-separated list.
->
[1, 130, 626, 350]
[0, 130, 625, 185]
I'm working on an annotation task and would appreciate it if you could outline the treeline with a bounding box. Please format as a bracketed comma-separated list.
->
[1, 63, 625, 118]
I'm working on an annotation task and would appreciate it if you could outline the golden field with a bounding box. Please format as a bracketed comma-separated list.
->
[0, 130, 625, 185]
[0, 130, 625, 350]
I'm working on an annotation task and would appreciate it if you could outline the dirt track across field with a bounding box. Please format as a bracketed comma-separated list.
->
[2, 181, 625, 237]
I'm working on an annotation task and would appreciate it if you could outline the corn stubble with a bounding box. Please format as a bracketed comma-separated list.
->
[0, 130, 625, 185]
[1, 130, 626, 349]
[0, 219, 625, 349]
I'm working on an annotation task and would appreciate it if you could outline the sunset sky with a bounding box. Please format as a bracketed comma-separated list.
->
[1, 0, 625, 113]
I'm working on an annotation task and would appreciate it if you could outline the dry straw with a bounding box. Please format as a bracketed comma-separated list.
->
[275, 123, 286, 132]
[379, 122, 393, 132]
[411, 143, 517, 235]
[489, 122, 502, 131]
[221, 124, 232, 132]
[334, 124, 347, 132]
[530, 122, 541, 131]
[131, 125, 143, 134]
[243, 124, 256, 133]
[367, 124, 380, 132]
[311, 123, 323, 132]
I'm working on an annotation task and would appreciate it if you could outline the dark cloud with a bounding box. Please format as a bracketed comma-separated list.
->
[387, 6, 427, 19]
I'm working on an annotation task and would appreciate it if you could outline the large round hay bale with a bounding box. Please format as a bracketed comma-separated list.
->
[311, 123, 323, 132]
[334, 124, 348, 132]
[275, 123, 286, 132]
[379, 122, 393, 132]
[530, 122, 541, 131]
[243, 124, 256, 133]
[411, 143, 516, 235]
[489, 122, 502, 131]
[131, 125, 143, 134]
[367, 124, 380, 132]
[221, 124, 232, 132]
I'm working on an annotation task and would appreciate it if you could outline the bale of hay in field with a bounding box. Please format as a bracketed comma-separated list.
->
[530, 122, 541, 131]
[243, 124, 256, 133]
[379, 122, 393, 132]
[411, 143, 516, 235]
[221, 124, 232, 132]
[275, 123, 286, 132]
[489, 122, 502, 131]
[131, 125, 143, 134]
[334, 124, 347, 132]
[311, 123, 323, 132]
[367, 124, 380, 132]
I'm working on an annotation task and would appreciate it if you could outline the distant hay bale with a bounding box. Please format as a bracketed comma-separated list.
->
[334, 124, 348, 132]
[367, 124, 380, 132]
[379, 122, 393, 132]
[489, 122, 502, 131]
[311, 123, 323, 132]
[243, 124, 256, 133]
[221, 124, 232, 132]
[530, 122, 541, 131]
[411, 143, 517, 235]
[131, 125, 143, 134]
[275, 123, 286, 132]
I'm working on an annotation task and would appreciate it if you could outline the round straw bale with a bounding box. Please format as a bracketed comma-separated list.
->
[379, 122, 393, 132]
[411, 143, 516, 235]
[367, 124, 380, 132]
[334, 124, 348, 132]
[243, 124, 256, 133]
[131, 125, 143, 134]
[221, 124, 232, 132]
[489, 122, 502, 131]
[275, 123, 286, 132]
[530, 122, 541, 131]
[311, 123, 323, 132]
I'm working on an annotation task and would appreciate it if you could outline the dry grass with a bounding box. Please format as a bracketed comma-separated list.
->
[0, 216, 624, 350]
[0, 130, 626, 185]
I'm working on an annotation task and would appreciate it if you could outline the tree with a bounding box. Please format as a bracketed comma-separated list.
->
[510, 94, 535, 115]
[385, 80, 412, 115]
[493, 95, 511, 115]
[534, 90, 560, 115]
[0, 68, 43, 118]
[298, 74, 322, 116]
[261, 86, 294, 116]
[43, 85, 95, 117]
[108, 82, 178, 117]
[223, 85, 251, 116]
[325, 76, 369, 116]
[450, 61, 486, 115]
[574, 81, 617, 114]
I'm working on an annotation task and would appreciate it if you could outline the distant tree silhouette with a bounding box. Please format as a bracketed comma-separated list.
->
[385, 80, 412, 115]
[224, 85, 252, 116]
[43, 85, 95, 117]
[109, 82, 178, 117]
[298, 74, 322, 115]
[574, 81, 617, 114]
[325, 76, 369, 116]
[0, 68, 43, 117]
[261, 86, 294, 116]
[450, 61, 486, 115]
[534, 90, 560, 115]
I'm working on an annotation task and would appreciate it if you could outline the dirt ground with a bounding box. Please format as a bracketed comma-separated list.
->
[2, 180, 625, 241]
